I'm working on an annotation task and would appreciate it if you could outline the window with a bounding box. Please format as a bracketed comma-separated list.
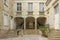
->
[39, 3, 44, 12]
[54, 4, 59, 14]
[4, 15, 8, 26]
[4, 0, 8, 7]
[17, 3, 22, 11]
[28, 3, 33, 11]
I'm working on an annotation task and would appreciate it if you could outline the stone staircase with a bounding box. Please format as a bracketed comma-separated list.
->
[0, 29, 42, 38]
[48, 29, 60, 40]
[6, 30, 17, 37]
[23, 29, 41, 35]
[0, 30, 18, 39]
[0, 29, 8, 38]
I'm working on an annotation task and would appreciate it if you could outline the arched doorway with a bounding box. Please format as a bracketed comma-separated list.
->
[26, 17, 35, 29]
[14, 17, 24, 29]
[37, 17, 46, 29]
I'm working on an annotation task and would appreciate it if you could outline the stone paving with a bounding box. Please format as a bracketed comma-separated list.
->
[0, 35, 48, 40]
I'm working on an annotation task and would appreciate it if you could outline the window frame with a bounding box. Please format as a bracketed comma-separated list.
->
[28, 3, 33, 12]
[17, 3, 22, 11]
[39, 3, 44, 12]
[54, 4, 59, 14]
[3, 14, 9, 26]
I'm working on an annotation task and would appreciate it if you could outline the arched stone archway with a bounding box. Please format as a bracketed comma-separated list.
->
[26, 17, 35, 29]
[37, 17, 46, 29]
[14, 17, 24, 29]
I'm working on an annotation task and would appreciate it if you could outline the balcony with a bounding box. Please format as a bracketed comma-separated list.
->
[16, 11, 22, 16]
[39, 11, 45, 17]
[27, 11, 33, 16]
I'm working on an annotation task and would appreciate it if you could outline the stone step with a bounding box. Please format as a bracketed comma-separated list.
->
[0, 30, 18, 39]
[49, 30, 60, 40]
[50, 34, 60, 36]
[50, 32, 60, 34]
[23, 29, 40, 35]
[50, 38, 60, 40]
[50, 36, 60, 38]
[3, 30, 17, 38]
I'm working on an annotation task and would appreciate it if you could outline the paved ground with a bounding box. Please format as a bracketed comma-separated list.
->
[0, 35, 48, 40]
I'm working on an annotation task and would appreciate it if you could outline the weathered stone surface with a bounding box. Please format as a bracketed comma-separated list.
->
[48, 30, 60, 40]
[0, 35, 48, 40]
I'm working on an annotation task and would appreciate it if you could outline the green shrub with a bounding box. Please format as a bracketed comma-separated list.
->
[40, 27, 47, 33]
[40, 27, 48, 37]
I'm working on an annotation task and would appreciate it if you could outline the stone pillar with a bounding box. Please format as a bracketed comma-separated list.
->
[35, 18, 37, 30]
[13, 18, 16, 30]
[59, 0, 60, 30]
[24, 18, 26, 30]
[9, 17, 14, 30]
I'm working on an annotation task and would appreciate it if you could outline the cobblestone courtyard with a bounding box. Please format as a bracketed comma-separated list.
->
[0, 35, 48, 40]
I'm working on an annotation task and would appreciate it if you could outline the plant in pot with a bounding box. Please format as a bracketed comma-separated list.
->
[40, 27, 48, 37]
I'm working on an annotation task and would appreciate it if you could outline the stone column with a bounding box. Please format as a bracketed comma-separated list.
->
[35, 18, 37, 30]
[59, 0, 60, 29]
[24, 18, 26, 30]
[13, 18, 16, 30]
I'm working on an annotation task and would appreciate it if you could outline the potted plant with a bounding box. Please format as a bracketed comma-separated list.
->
[40, 27, 48, 37]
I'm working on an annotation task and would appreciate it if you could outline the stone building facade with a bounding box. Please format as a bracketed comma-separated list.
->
[0, 0, 60, 35]
[0, 0, 47, 35]
[45, 0, 60, 30]
[0, 0, 14, 35]
[13, 0, 47, 30]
